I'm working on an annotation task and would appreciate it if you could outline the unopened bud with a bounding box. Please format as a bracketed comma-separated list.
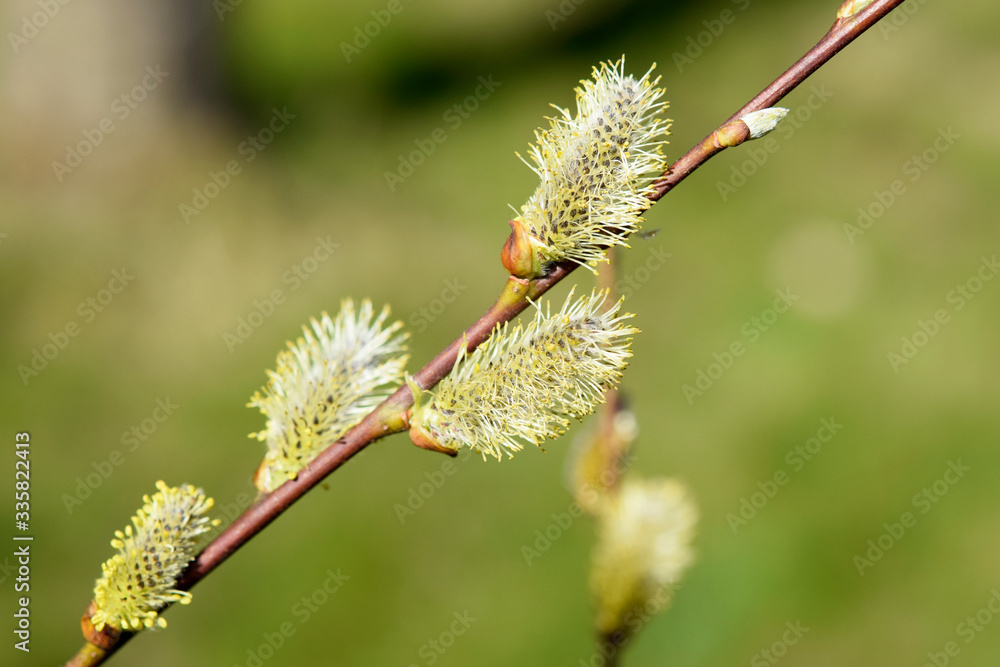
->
[501, 218, 544, 279]
[408, 421, 459, 457]
[739, 107, 789, 140]
[838, 0, 875, 19]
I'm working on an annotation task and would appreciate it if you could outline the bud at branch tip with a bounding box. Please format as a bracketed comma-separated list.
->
[838, 0, 876, 20]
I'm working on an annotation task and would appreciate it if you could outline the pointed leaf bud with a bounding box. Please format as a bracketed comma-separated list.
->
[838, 0, 875, 19]
[740, 107, 789, 140]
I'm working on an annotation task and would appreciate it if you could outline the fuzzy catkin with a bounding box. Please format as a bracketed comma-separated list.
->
[514, 58, 669, 272]
[91, 481, 217, 632]
[249, 299, 409, 493]
[590, 478, 697, 636]
[408, 289, 637, 460]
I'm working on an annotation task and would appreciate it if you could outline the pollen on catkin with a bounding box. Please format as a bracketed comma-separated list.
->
[590, 478, 697, 637]
[503, 58, 670, 278]
[407, 288, 638, 460]
[250, 299, 408, 493]
[91, 481, 218, 632]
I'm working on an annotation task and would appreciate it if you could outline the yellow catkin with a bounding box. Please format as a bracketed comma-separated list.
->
[590, 478, 697, 637]
[91, 481, 217, 632]
[408, 288, 638, 460]
[249, 299, 408, 493]
[514, 58, 670, 272]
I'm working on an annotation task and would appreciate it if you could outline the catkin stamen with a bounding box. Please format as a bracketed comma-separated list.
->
[506, 58, 670, 278]
[250, 299, 409, 493]
[409, 288, 638, 460]
[91, 481, 217, 632]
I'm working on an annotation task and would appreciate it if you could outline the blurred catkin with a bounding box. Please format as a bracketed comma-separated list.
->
[590, 478, 697, 637]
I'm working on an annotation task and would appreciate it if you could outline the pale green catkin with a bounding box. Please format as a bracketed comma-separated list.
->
[590, 478, 697, 636]
[409, 289, 638, 460]
[91, 481, 217, 632]
[250, 299, 408, 493]
[515, 58, 669, 271]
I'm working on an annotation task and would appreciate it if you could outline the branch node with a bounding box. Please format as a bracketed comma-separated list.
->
[80, 602, 122, 651]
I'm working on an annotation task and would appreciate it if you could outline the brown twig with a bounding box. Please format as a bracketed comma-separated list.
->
[651, 0, 906, 200]
[594, 248, 628, 490]
[176, 270, 574, 589]
[65, 643, 106, 667]
[67, 1, 906, 663]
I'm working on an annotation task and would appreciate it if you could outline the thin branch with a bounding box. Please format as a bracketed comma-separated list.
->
[68, 1, 906, 662]
[66, 643, 105, 667]
[595, 248, 627, 490]
[177, 272, 570, 590]
[652, 0, 906, 200]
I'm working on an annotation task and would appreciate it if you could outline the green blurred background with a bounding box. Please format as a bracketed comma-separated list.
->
[3, 0, 1000, 665]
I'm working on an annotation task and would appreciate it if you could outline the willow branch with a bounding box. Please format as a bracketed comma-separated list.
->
[594, 248, 627, 489]
[651, 0, 906, 200]
[68, 1, 906, 663]
[176, 270, 575, 589]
